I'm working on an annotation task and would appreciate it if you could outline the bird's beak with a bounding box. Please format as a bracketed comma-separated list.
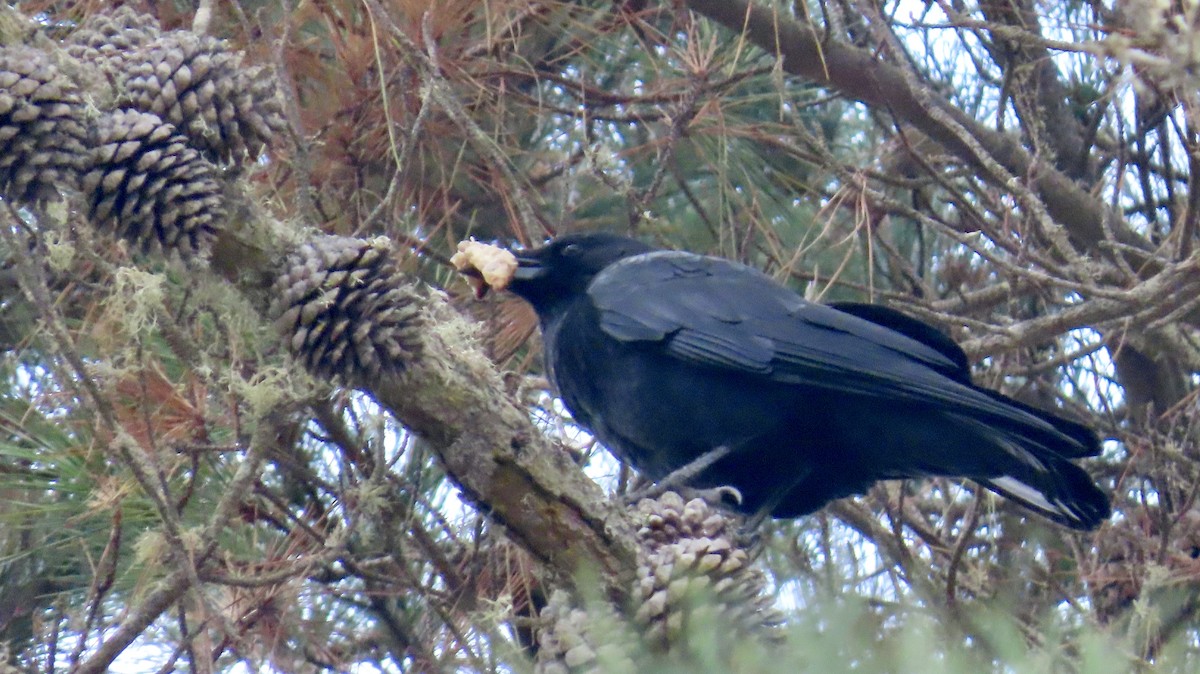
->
[510, 254, 546, 282]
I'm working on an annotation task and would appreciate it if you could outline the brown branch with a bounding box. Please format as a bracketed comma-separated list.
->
[671, 5, 1191, 410]
[73, 570, 192, 674]
[972, 0, 1093, 180]
[960, 263, 1200, 359]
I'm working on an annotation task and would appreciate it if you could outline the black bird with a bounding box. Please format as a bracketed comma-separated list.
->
[503, 232, 1110, 530]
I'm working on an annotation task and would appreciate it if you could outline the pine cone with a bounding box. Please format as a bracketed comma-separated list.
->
[633, 493, 782, 650]
[81, 109, 224, 257]
[123, 31, 286, 163]
[65, 7, 161, 76]
[534, 591, 636, 674]
[636, 491, 730, 548]
[0, 46, 88, 202]
[536, 494, 781, 672]
[272, 236, 424, 384]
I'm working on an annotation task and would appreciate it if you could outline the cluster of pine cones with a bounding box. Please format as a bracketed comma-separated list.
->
[0, 7, 286, 255]
[0, 8, 428, 384]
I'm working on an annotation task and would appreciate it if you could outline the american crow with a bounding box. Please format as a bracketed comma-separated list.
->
[500, 232, 1110, 530]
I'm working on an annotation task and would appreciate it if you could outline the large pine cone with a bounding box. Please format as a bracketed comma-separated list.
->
[272, 236, 424, 384]
[535, 493, 781, 672]
[633, 493, 782, 649]
[123, 32, 287, 163]
[0, 46, 88, 202]
[80, 109, 225, 257]
[534, 591, 636, 674]
[65, 7, 162, 77]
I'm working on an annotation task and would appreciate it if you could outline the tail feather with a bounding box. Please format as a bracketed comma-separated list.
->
[977, 387, 1100, 459]
[980, 468, 1110, 530]
[951, 412, 1110, 530]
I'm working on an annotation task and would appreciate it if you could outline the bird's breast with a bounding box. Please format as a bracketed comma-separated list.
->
[542, 305, 798, 479]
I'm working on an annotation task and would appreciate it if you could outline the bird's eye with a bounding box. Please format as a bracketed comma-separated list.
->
[560, 243, 582, 257]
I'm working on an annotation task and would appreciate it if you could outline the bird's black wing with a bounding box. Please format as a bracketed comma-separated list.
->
[589, 251, 1061, 435]
[827, 301, 971, 383]
[825, 301, 1100, 454]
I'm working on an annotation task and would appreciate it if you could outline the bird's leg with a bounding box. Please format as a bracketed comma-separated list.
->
[736, 465, 815, 537]
[623, 445, 742, 506]
[739, 503, 776, 534]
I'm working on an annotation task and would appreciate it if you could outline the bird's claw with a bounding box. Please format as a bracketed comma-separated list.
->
[623, 444, 742, 510]
[706, 484, 743, 506]
[624, 483, 743, 510]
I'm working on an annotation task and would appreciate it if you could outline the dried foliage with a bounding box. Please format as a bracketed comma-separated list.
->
[0, 0, 1199, 672]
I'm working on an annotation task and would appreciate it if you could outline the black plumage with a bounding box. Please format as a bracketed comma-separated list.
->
[504, 232, 1110, 530]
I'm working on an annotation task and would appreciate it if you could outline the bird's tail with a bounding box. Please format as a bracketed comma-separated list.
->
[976, 388, 1100, 458]
[978, 469, 1109, 531]
[955, 409, 1110, 530]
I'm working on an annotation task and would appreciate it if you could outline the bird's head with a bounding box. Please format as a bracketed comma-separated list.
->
[508, 232, 653, 314]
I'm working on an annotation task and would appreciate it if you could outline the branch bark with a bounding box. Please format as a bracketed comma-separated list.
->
[976, 0, 1093, 181]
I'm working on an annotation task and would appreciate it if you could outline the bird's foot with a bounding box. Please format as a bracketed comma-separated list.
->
[736, 504, 775, 541]
[625, 483, 744, 515]
[624, 481, 743, 508]
[622, 444, 739, 506]
[640, 444, 734, 491]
